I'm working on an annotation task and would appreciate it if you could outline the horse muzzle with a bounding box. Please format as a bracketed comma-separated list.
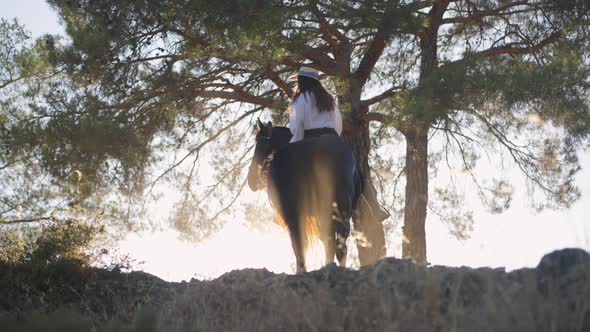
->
[247, 164, 264, 191]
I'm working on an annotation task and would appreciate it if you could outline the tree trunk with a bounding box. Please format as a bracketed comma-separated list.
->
[400, 9, 442, 263]
[343, 124, 387, 266]
[401, 126, 429, 264]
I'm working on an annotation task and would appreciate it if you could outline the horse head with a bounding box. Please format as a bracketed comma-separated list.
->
[247, 119, 274, 191]
[247, 119, 293, 192]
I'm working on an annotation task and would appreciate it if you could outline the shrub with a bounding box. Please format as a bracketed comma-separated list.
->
[0, 218, 106, 266]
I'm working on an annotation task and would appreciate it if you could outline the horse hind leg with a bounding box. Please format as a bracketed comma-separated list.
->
[335, 220, 349, 267]
[323, 235, 335, 266]
[333, 203, 351, 267]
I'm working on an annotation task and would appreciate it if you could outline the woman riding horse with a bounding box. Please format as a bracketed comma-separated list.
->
[247, 67, 363, 274]
[288, 66, 342, 142]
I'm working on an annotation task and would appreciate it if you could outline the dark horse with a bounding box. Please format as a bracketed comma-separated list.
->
[247, 120, 364, 273]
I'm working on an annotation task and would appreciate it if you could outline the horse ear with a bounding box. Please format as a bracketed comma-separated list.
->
[257, 118, 265, 130]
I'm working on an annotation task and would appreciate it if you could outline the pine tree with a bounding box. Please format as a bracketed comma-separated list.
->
[38, 0, 590, 264]
[0, 19, 110, 265]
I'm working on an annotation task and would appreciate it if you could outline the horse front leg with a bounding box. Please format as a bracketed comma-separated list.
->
[289, 235, 306, 274]
[285, 212, 306, 274]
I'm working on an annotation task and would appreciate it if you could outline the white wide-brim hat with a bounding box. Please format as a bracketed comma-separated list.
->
[288, 66, 320, 82]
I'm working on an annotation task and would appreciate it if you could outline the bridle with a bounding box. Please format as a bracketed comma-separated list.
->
[255, 118, 275, 160]
[256, 124, 272, 143]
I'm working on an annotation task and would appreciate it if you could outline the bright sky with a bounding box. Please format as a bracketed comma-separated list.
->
[4, 1, 589, 281]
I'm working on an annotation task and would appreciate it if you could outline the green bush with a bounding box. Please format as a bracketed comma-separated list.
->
[0, 229, 33, 263]
[0, 218, 106, 266]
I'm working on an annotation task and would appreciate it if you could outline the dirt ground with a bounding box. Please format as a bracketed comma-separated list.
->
[1, 248, 588, 331]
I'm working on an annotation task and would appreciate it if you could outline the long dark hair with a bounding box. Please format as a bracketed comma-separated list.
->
[291, 76, 335, 112]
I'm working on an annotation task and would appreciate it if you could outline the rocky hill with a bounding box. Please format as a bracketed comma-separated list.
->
[0, 248, 589, 331]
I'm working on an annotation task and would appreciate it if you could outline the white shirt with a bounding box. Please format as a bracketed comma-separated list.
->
[288, 92, 342, 143]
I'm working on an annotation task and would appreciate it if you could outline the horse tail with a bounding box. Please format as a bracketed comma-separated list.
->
[275, 213, 321, 247]
[275, 212, 322, 267]
[274, 212, 289, 230]
[302, 215, 323, 268]
[303, 216, 321, 244]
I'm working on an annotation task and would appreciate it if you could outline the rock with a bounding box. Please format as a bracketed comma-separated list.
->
[537, 248, 590, 275]
[535, 248, 590, 332]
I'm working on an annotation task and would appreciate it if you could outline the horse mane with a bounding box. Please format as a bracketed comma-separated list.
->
[255, 126, 293, 145]
[255, 125, 290, 137]
[270, 126, 292, 135]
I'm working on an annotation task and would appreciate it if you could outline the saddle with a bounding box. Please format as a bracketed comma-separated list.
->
[303, 127, 339, 140]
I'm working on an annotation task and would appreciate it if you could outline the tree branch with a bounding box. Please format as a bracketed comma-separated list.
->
[318, 16, 349, 46]
[478, 31, 562, 58]
[146, 106, 263, 194]
[285, 44, 338, 75]
[196, 90, 275, 109]
[0, 76, 24, 90]
[308, 3, 349, 49]
[352, 5, 402, 85]
[1, 216, 54, 225]
[365, 112, 386, 123]
[263, 67, 294, 98]
[361, 86, 402, 107]
[441, 1, 532, 25]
